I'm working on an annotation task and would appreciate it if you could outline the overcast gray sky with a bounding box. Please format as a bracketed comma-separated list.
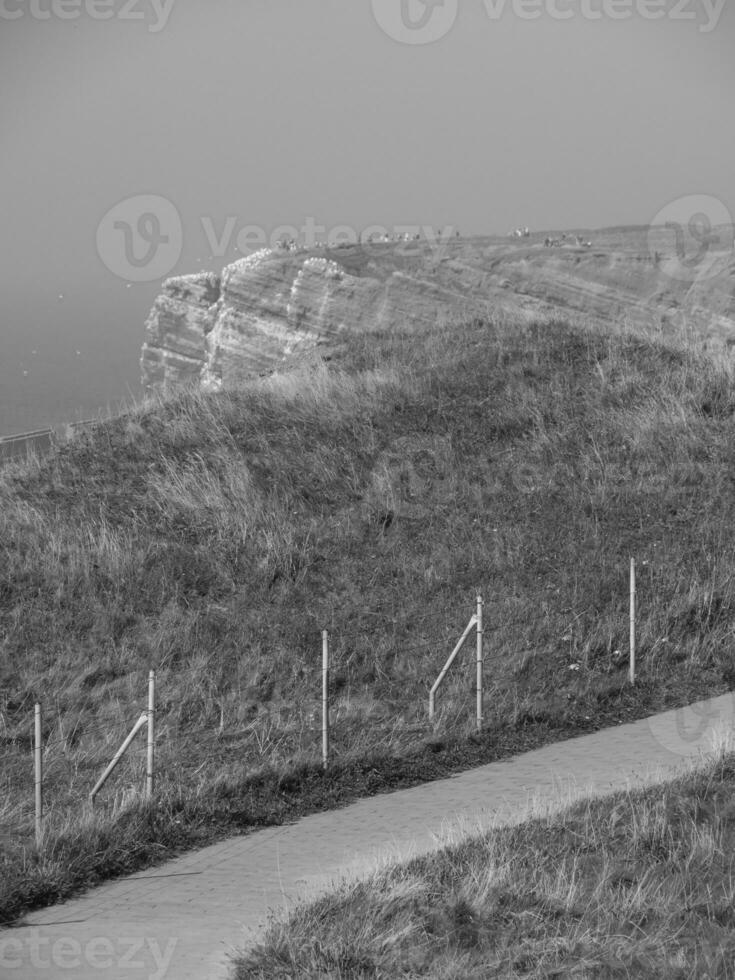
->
[1, 0, 733, 433]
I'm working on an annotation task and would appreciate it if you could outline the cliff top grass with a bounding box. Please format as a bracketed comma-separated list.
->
[234, 745, 735, 979]
[2, 308, 735, 923]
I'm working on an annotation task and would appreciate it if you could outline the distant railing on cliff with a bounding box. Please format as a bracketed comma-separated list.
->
[0, 420, 97, 465]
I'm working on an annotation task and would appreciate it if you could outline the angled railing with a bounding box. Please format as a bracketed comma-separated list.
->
[429, 596, 483, 732]
[0, 419, 97, 465]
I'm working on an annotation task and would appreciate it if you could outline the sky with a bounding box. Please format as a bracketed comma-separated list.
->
[1, 0, 734, 435]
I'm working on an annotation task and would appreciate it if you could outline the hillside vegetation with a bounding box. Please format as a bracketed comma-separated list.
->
[234, 746, 735, 979]
[2, 310, 735, 922]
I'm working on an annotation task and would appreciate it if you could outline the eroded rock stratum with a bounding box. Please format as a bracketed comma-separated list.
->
[140, 227, 735, 391]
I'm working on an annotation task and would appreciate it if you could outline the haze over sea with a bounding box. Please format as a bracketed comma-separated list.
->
[2, 3, 732, 438]
[0, 283, 144, 438]
[0, 259, 229, 439]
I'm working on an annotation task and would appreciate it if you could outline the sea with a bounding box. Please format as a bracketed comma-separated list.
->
[0, 279, 159, 439]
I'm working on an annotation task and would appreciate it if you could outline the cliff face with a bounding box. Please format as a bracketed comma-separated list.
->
[487, 232, 735, 344]
[140, 228, 735, 391]
[140, 272, 221, 388]
[140, 244, 499, 391]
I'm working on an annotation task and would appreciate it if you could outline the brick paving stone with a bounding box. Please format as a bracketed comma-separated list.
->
[2, 692, 733, 979]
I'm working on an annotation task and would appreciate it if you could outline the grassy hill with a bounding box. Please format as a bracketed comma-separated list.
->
[2, 308, 735, 923]
[233, 745, 735, 979]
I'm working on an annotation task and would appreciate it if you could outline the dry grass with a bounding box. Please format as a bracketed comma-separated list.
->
[2, 309, 735, 922]
[234, 745, 735, 979]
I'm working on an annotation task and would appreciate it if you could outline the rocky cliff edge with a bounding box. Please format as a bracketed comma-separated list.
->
[140, 229, 735, 391]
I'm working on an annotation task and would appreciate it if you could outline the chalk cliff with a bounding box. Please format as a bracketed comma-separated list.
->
[140, 244, 494, 391]
[140, 228, 735, 391]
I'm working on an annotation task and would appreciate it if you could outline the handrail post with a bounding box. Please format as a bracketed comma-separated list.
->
[146, 670, 155, 799]
[34, 703, 42, 847]
[429, 611, 478, 720]
[90, 713, 148, 804]
[476, 595, 483, 732]
[629, 557, 636, 685]
[322, 631, 329, 770]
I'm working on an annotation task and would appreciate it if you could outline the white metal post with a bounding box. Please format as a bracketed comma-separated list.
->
[146, 670, 155, 799]
[34, 703, 42, 847]
[90, 713, 148, 804]
[476, 595, 483, 732]
[322, 631, 329, 770]
[629, 557, 636, 685]
[429, 613, 477, 720]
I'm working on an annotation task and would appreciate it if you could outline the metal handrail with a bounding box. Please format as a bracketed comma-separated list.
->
[429, 596, 483, 731]
[89, 713, 147, 804]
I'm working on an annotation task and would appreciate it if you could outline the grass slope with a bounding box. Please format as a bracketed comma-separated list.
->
[234, 748, 735, 979]
[2, 311, 735, 923]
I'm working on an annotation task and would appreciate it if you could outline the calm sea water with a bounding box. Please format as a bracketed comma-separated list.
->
[0, 280, 156, 438]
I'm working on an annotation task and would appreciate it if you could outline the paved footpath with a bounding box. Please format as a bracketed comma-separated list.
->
[2, 692, 735, 980]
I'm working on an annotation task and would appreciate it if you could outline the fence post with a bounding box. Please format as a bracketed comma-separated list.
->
[429, 610, 478, 721]
[476, 595, 483, 733]
[89, 713, 148, 804]
[34, 703, 42, 848]
[146, 670, 155, 799]
[629, 557, 636, 685]
[322, 630, 329, 770]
